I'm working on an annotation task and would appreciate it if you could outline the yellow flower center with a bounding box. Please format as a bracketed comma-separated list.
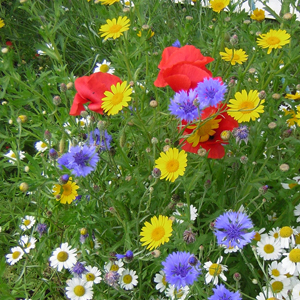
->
[62, 183, 72, 196]
[267, 36, 280, 45]
[110, 92, 124, 105]
[166, 159, 179, 173]
[41, 142, 47, 148]
[11, 153, 16, 158]
[289, 248, 300, 263]
[233, 54, 240, 61]
[74, 285, 85, 296]
[80, 121, 85, 126]
[151, 226, 165, 241]
[109, 24, 122, 34]
[125, 1, 130, 4]
[208, 263, 222, 276]
[24, 219, 31, 226]
[123, 274, 132, 284]
[12, 251, 21, 259]
[100, 64, 109, 73]
[267, 298, 278, 300]
[162, 275, 167, 285]
[295, 233, 300, 245]
[253, 232, 261, 241]
[272, 269, 280, 277]
[187, 118, 221, 145]
[86, 273, 95, 281]
[110, 264, 119, 271]
[213, 2, 225, 10]
[26, 242, 31, 248]
[264, 244, 274, 254]
[174, 289, 184, 298]
[280, 226, 293, 238]
[238, 101, 254, 113]
[289, 183, 297, 189]
[273, 232, 279, 239]
[57, 251, 69, 262]
[271, 281, 283, 293]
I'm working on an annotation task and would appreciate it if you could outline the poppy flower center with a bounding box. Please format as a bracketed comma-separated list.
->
[271, 281, 283, 293]
[24, 220, 31, 226]
[86, 273, 95, 281]
[151, 226, 165, 241]
[100, 64, 109, 73]
[267, 36, 280, 45]
[166, 159, 179, 173]
[109, 24, 122, 33]
[123, 274, 132, 284]
[110, 264, 119, 271]
[74, 285, 85, 296]
[263, 244, 274, 254]
[57, 251, 69, 262]
[111, 92, 124, 105]
[289, 248, 300, 263]
[280, 226, 293, 238]
[12, 251, 21, 259]
[208, 263, 222, 276]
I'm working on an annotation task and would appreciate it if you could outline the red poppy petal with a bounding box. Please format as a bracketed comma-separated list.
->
[153, 70, 168, 87]
[157, 47, 181, 69]
[69, 94, 88, 116]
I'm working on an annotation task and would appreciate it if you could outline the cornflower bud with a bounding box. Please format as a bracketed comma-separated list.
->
[49, 148, 58, 160]
[150, 100, 158, 107]
[60, 83, 67, 92]
[279, 163, 289, 172]
[52, 96, 61, 106]
[44, 130, 52, 140]
[230, 34, 238, 45]
[59, 174, 69, 184]
[259, 90, 266, 100]
[268, 122, 276, 129]
[151, 250, 161, 258]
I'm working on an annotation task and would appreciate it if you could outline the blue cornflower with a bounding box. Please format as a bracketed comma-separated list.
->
[116, 250, 134, 261]
[88, 129, 112, 151]
[162, 251, 201, 289]
[36, 223, 47, 237]
[214, 211, 255, 250]
[172, 39, 181, 48]
[58, 145, 99, 177]
[208, 284, 242, 300]
[169, 89, 199, 122]
[195, 77, 227, 108]
[72, 261, 87, 277]
[232, 125, 249, 144]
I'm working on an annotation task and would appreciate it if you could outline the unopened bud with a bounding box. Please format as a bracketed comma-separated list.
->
[80, 111, 89, 118]
[66, 82, 73, 89]
[150, 100, 158, 107]
[220, 130, 230, 141]
[258, 90, 266, 100]
[151, 250, 161, 258]
[240, 155, 248, 164]
[197, 148, 207, 157]
[17, 115, 27, 123]
[152, 168, 161, 178]
[233, 273, 242, 282]
[283, 12, 293, 20]
[97, 120, 107, 131]
[142, 24, 149, 30]
[60, 83, 67, 92]
[1, 47, 9, 54]
[59, 138, 65, 154]
[163, 145, 170, 152]
[59, 174, 69, 184]
[296, 84, 300, 91]
[44, 130, 52, 140]
[24, 166, 30, 172]
[188, 256, 198, 266]
[230, 34, 238, 45]
[228, 78, 236, 87]
[272, 93, 281, 100]
[53, 96, 61, 106]
[204, 179, 211, 189]
[169, 216, 176, 222]
[151, 137, 158, 144]
[268, 122, 276, 129]
[49, 148, 58, 160]
[186, 16, 193, 20]
[279, 163, 289, 172]
[80, 228, 88, 235]
[259, 185, 268, 194]
[19, 182, 29, 192]
[282, 129, 292, 138]
[119, 132, 126, 148]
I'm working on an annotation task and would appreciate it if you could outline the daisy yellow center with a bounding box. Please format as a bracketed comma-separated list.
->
[26, 242, 31, 248]
[57, 251, 69, 262]
[123, 274, 132, 284]
[100, 64, 109, 72]
[125, 1, 130, 4]
[272, 269, 280, 277]
[264, 244, 274, 254]
[86, 273, 95, 281]
[295, 233, 300, 244]
[24, 220, 31, 226]
[12, 251, 21, 259]
[151, 226, 165, 241]
[214, 2, 224, 9]
[74, 285, 85, 297]
[11, 153, 16, 158]
[80, 121, 85, 126]
[174, 289, 184, 298]
[166, 159, 179, 173]
[253, 232, 261, 241]
[209, 263, 222, 276]
[289, 183, 298, 189]
[267, 298, 278, 300]
[280, 226, 293, 238]
[110, 93, 124, 105]
[273, 232, 279, 239]
[109, 24, 122, 34]
[289, 248, 300, 263]
[267, 36, 280, 45]
[271, 281, 283, 293]
[62, 183, 72, 196]
[162, 275, 167, 285]
[41, 142, 47, 148]
[110, 264, 119, 271]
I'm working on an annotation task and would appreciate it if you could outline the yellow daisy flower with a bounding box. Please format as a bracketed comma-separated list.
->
[155, 148, 187, 182]
[283, 107, 300, 127]
[53, 178, 79, 204]
[99, 16, 130, 40]
[285, 92, 300, 100]
[210, 0, 230, 13]
[257, 29, 291, 54]
[219, 48, 248, 65]
[250, 8, 265, 21]
[96, 0, 120, 4]
[227, 90, 265, 123]
[101, 81, 132, 116]
[140, 215, 173, 250]
[0, 18, 5, 29]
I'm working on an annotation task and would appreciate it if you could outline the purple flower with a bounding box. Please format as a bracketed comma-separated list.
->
[105, 271, 120, 287]
[49, 148, 58, 159]
[37, 223, 47, 237]
[169, 89, 199, 122]
[208, 284, 242, 300]
[214, 211, 255, 249]
[116, 250, 134, 262]
[195, 77, 227, 108]
[172, 39, 181, 48]
[88, 129, 112, 151]
[58, 145, 99, 177]
[72, 261, 87, 277]
[232, 125, 249, 144]
[162, 251, 201, 289]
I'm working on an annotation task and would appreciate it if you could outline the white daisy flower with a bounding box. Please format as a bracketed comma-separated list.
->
[84, 265, 102, 284]
[222, 245, 240, 254]
[20, 215, 36, 231]
[268, 261, 287, 280]
[292, 282, 300, 299]
[65, 277, 93, 300]
[49, 242, 77, 272]
[120, 0, 134, 7]
[267, 212, 278, 222]
[93, 60, 115, 74]
[37, 43, 53, 55]
[295, 203, 300, 223]
[295, 226, 300, 246]
[253, 228, 267, 242]
[204, 256, 228, 285]
[104, 260, 125, 275]
[263, 278, 292, 299]
[279, 226, 297, 248]
[173, 204, 198, 224]
[19, 235, 37, 253]
[154, 270, 167, 292]
[268, 227, 280, 240]
[282, 247, 300, 275]
[165, 285, 189, 300]
[4, 150, 25, 164]
[6, 246, 24, 265]
[119, 269, 138, 290]
[256, 236, 283, 261]
[35, 141, 48, 152]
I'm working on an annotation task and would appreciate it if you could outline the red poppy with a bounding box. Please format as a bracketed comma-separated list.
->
[70, 72, 122, 116]
[180, 104, 238, 159]
[154, 45, 214, 92]
[6, 41, 13, 47]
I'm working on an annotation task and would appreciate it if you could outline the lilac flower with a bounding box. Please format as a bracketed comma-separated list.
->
[72, 261, 87, 277]
[172, 39, 181, 48]
[36, 223, 47, 237]
[208, 284, 242, 300]
[116, 250, 134, 262]
[195, 77, 227, 108]
[214, 211, 255, 250]
[162, 251, 201, 289]
[169, 89, 199, 122]
[232, 125, 249, 144]
[88, 129, 112, 151]
[58, 145, 99, 177]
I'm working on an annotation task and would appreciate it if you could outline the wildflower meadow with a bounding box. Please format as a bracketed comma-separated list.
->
[1, 0, 300, 299]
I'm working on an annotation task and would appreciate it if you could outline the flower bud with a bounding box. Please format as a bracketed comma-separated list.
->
[279, 163, 289, 172]
[19, 182, 29, 192]
[283, 12, 293, 20]
[97, 120, 107, 131]
[272, 93, 281, 100]
[52, 96, 61, 106]
[188, 255, 198, 266]
[66, 82, 73, 89]
[59, 174, 69, 184]
[259, 185, 268, 194]
[163, 145, 170, 152]
[1, 48, 9, 54]
[249, 68, 256, 74]
[233, 273, 242, 282]
[183, 229, 196, 244]
[151, 137, 158, 144]
[268, 122, 276, 129]
[186, 16, 193, 20]
[240, 155, 248, 164]
[60, 83, 67, 92]
[258, 90, 266, 100]
[80, 228, 88, 235]
[44, 130, 52, 140]
[220, 130, 230, 141]
[80, 111, 89, 118]
[24, 166, 30, 172]
[152, 168, 161, 178]
[296, 84, 300, 91]
[150, 100, 158, 107]
[230, 34, 238, 45]
[151, 250, 161, 258]
[197, 148, 207, 157]
[17, 115, 27, 123]
[49, 148, 58, 160]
